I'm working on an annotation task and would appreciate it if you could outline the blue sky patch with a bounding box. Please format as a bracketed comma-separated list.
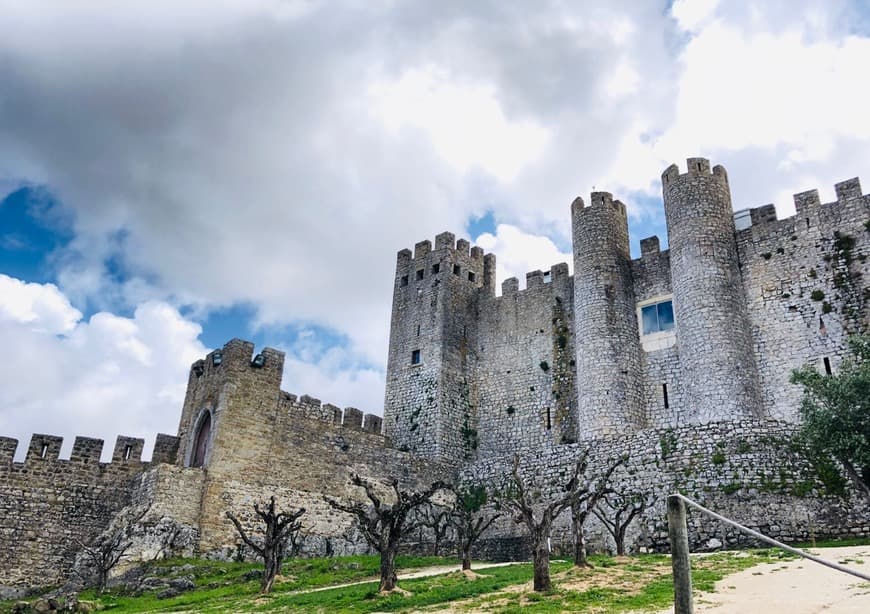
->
[0, 187, 72, 283]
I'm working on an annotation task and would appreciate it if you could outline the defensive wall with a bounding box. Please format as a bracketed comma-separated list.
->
[1, 157, 868, 592]
[384, 158, 870, 458]
[461, 419, 870, 560]
[0, 433, 183, 591]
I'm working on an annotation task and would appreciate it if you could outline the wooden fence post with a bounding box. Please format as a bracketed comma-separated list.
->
[668, 494, 693, 614]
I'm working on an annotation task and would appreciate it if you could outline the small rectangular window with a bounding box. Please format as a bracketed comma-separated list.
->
[124, 444, 132, 460]
[416, 324, 421, 336]
[453, 264, 461, 276]
[546, 407, 551, 430]
[662, 383, 669, 409]
[416, 269, 424, 280]
[400, 275, 408, 287]
[411, 349, 421, 365]
[468, 271, 476, 282]
[641, 300, 675, 335]
[432, 263, 440, 274]
[823, 357, 832, 375]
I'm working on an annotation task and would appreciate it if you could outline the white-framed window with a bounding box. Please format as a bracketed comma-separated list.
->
[641, 300, 674, 335]
[637, 295, 676, 352]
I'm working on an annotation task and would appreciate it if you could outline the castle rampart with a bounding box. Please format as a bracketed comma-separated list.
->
[0, 433, 181, 592]
[2, 157, 869, 592]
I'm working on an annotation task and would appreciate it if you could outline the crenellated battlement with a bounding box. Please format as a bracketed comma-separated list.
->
[735, 176, 868, 248]
[571, 191, 628, 220]
[498, 262, 571, 300]
[279, 390, 385, 436]
[0, 432, 181, 468]
[639, 235, 662, 259]
[661, 157, 728, 186]
[394, 231, 495, 291]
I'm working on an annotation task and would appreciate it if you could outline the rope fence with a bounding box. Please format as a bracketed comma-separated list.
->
[667, 493, 870, 614]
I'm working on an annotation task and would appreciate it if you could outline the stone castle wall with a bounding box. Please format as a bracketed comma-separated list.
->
[2, 157, 868, 592]
[736, 178, 870, 421]
[473, 262, 577, 453]
[383, 158, 870, 456]
[462, 420, 870, 559]
[175, 339, 456, 557]
[0, 433, 181, 592]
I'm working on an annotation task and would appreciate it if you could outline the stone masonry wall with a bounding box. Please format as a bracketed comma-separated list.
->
[0, 433, 179, 593]
[572, 193, 645, 438]
[736, 179, 870, 421]
[631, 237, 685, 428]
[181, 341, 457, 557]
[473, 262, 577, 454]
[662, 159, 763, 423]
[383, 233, 493, 460]
[461, 420, 870, 560]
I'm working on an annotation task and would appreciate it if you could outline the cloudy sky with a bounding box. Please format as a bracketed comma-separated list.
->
[2, 0, 869, 460]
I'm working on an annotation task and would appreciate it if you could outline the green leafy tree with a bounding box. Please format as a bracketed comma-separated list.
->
[791, 335, 870, 502]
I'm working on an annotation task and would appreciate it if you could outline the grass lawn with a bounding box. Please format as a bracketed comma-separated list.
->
[0, 546, 831, 613]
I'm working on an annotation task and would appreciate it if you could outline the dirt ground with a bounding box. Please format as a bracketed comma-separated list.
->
[659, 545, 870, 613]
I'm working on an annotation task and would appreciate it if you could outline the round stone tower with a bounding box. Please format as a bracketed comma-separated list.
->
[572, 192, 644, 438]
[662, 158, 762, 422]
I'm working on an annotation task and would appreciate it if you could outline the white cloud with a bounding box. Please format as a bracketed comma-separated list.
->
[281, 352, 385, 416]
[671, 0, 721, 32]
[0, 274, 82, 334]
[2, 0, 870, 448]
[474, 224, 572, 293]
[368, 67, 551, 182]
[0, 275, 207, 461]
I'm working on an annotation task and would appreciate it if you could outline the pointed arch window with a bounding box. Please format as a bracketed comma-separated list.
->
[191, 411, 212, 467]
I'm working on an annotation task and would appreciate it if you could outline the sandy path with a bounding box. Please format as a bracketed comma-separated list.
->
[288, 561, 519, 595]
[663, 545, 870, 613]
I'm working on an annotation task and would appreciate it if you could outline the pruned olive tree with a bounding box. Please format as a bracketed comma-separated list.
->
[498, 455, 586, 592]
[226, 496, 306, 593]
[565, 453, 625, 567]
[75, 504, 149, 593]
[592, 490, 654, 555]
[448, 485, 501, 571]
[325, 474, 446, 593]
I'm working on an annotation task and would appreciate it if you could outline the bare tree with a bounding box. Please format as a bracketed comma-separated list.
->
[418, 502, 452, 557]
[325, 474, 446, 592]
[448, 485, 501, 571]
[226, 496, 306, 593]
[592, 490, 654, 556]
[75, 505, 149, 592]
[566, 454, 625, 567]
[499, 455, 586, 592]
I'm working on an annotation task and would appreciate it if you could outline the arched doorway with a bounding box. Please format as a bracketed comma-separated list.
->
[191, 411, 212, 467]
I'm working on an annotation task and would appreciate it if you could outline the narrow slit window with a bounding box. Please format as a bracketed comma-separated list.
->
[823, 356, 832, 375]
[400, 275, 408, 287]
[432, 263, 440, 274]
[416, 269, 424, 281]
[546, 407, 551, 430]
[40, 443, 48, 458]
[124, 445, 132, 460]
[662, 383, 670, 409]
[453, 264, 461, 276]
[416, 324, 421, 336]
[468, 271, 476, 283]
[411, 349, 421, 365]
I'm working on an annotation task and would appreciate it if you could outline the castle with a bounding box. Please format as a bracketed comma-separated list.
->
[1, 158, 869, 595]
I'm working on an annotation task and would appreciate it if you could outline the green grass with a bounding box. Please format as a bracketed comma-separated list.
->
[1, 545, 856, 613]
